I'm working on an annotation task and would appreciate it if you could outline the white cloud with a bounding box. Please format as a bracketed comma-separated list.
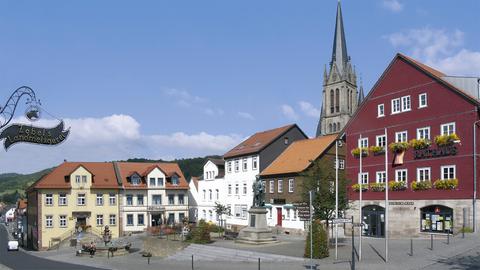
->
[386, 27, 480, 76]
[0, 114, 242, 173]
[298, 101, 320, 118]
[382, 0, 403, 12]
[163, 88, 206, 107]
[237, 112, 254, 120]
[281, 104, 298, 120]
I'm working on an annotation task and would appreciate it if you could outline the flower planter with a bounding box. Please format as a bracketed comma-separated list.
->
[351, 184, 368, 192]
[388, 181, 407, 191]
[433, 178, 458, 190]
[411, 181, 432, 191]
[409, 139, 431, 150]
[369, 183, 385, 192]
[434, 133, 460, 147]
[351, 147, 369, 158]
[369, 146, 385, 156]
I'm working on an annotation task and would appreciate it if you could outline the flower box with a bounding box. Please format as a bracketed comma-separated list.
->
[388, 181, 407, 191]
[433, 178, 458, 190]
[351, 184, 368, 192]
[369, 182, 385, 192]
[351, 147, 369, 158]
[434, 133, 460, 147]
[369, 146, 385, 156]
[411, 180, 432, 191]
[389, 142, 409, 153]
[409, 138, 431, 150]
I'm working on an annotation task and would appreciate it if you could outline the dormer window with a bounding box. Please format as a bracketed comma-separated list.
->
[131, 175, 141, 185]
[284, 137, 289, 145]
[171, 176, 179, 185]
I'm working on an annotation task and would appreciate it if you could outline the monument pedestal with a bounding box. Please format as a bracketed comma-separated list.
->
[236, 207, 278, 245]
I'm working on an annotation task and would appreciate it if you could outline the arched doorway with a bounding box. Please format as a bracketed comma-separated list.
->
[362, 205, 385, 237]
[420, 205, 453, 233]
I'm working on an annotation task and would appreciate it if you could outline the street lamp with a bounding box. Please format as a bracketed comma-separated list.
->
[473, 119, 480, 233]
[0, 86, 40, 130]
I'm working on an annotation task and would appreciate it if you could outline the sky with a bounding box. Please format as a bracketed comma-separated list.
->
[0, 0, 479, 174]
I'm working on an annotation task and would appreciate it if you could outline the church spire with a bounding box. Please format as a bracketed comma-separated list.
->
[330, 0, 349, 76]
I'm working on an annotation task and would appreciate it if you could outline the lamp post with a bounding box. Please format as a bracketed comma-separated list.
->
[473, 119, 480, 232]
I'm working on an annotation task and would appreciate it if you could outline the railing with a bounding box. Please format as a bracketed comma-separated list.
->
[88, 226, 104, 238]
[48, 228, 75, 250]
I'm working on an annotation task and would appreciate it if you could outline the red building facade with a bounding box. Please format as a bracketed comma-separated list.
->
[345, 54, 480, 237]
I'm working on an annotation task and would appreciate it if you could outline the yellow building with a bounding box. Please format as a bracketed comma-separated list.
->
[26, 162, 121, 250]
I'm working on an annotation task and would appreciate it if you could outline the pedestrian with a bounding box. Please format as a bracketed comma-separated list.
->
[89, 242, 96, 257]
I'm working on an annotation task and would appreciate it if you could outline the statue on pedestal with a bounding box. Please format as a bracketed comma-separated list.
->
[252, 177, 265, 207]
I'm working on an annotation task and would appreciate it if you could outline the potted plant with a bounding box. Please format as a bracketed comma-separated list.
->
[389, 142, 409, 165]
[351, 183, 368, 192]
[411, 180, 432, 191]
[433, 178, 458, 190]
[388, 181, 407, 191]
[351, 147, 368, 158]
[369, 182, 385, 192]
[369, 145, 385, 156]
[434, 133, 460, 147]
[409, 138, 431, 150]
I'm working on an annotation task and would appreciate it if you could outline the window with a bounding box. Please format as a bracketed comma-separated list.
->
[138, 214, 144, 226]
[46, 215, 53, 228]
[59, 215, 67, 228]
[171, 176, 179, 185]
[234, 205, 242, 218]
[284, 137, 289, 145]
[96, 215, 103, 226]
[242, 158, 248, 171]
[391, 98, 401, 114]
[178, 194, 185, 205]
[126, 194, 133, 206]
[168, 194, 175, 205]
[82, 175, 87, 183]
[278, 179, 283, 193]
[96, 194, 103, 206]
[417, 168, 431, 182]
[203, 210, 207, 219]
[109, 193, 116, 205]
[358, 138, 368, 148]
[358, 173, 368, 184]
[269, 209, 272, 218]
[417, 127, 430, 140]
[330, 89, 334, 113]
[209, 210, 213, 221]
[242, 205, 248, 219]
[75, 175, 80, 183]
[126, 214, 133, 226]
[59, 194, 67, 206]
[243, 183, 247, 195]
[234, 159, 240, 172]
[215, 189, 219, 200]
[137, 195, 144, 205]
[202, 189, 206, 201]
[150, 178, 156, 186]
[395, 169, 407, 182]
[227, 161, 232, 173]
[339, 159, 345, 170]
[441, 165, 456, 180]
[376, 171, 386, 183]
[376, 135, 386, 147]
[153, 195, 162, 205]
[209, 189, 212, 201]
[168, 213, 175, 224]
[45, 194, 53, 206]
[401, 95, 411, 111]
[158, 177, 164, 186]
[378, 104, 385, 117]
[235, 183, 239, 195]
[252, 157, 258, 170]
[288, 179, 294, 193]
[179, 213, 185, 222]
[335, 89, 340, 112]
[131, 175, 140, 185]
[441, 122, 456, 136]
[395, 131, 408, 143]
[269, 180, 274, 193]
[228, 184, 232, 195]
[77, 194, 86, 206]
[419, 93, 427, 108]
[109, 214, 116, 226]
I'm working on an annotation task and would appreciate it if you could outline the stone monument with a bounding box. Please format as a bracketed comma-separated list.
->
[236, 177, 278, 244]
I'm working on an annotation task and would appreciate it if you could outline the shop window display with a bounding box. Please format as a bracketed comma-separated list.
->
[420, 205, 453, 233]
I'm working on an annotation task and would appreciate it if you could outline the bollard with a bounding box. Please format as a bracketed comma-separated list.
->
[447, 233, 450, 245]
[430, 234, 433, 250]
[258, 258, 260, 270]
[191, 254, 194, 270]
[410, 238, 413, 256]
[148, 257, 150, 264]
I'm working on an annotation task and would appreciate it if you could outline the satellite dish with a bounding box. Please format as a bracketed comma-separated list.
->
[25, 105, 41, 121]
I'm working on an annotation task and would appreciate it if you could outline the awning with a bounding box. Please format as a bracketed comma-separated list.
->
[264, 204, 273, 209]
[283, 204, 295, 209]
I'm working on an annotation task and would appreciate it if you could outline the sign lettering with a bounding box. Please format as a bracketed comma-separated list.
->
[414, 146, 457, 160]
[0, 121, 70, 150]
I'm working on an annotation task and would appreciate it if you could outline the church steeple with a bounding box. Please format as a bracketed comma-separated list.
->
[330, 0, 349, 77]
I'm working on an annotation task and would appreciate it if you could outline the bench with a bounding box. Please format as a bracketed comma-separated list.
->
[223, 231, 239, 240]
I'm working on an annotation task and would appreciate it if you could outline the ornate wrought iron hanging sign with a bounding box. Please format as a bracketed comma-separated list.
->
[0, 86, 70, 151]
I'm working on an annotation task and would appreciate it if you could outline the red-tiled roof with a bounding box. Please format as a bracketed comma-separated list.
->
[17, 199, 27, 210]
[116, 162, 188, 190]
[223, 124, 297, 159]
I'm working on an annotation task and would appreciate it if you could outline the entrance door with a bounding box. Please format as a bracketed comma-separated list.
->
[76, 217, 86, 227]
[151, 214, 162, 226]
[362, 205, 385, 237]
[276, 208, 282, 227]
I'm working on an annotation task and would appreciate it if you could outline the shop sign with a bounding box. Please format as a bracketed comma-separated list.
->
[0, 121, 69, 150]
[389, 201, 414, 206]
[293, 202, 310, 221]
[413, 146, 457, 160]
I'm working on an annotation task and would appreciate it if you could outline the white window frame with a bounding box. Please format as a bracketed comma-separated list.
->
[126, 194, 133, 206]
[377, 104, 385, 117]
[235, 183, 239, 195]
[395, 169, 407, 183]
[391, 98, 401, 114]
[46, 215, 53, 228]
[149, 177, 156, 186]
[252, 157, 258, 170]
[339, 159, 345, 170]
[441, 165, 456, 180]
[242, 158, 248, 171]
[58, 194, 67, 206]
[269, 180, 274, 193]
[401, 95, 411, 112]
[109, 214, 116, 226]
[96, 214, 104, 226]
[209, 189, 212, 201]
[228, 184, 232, 195]
[419, 93, 427, 108]
[358, 173, 368, 184]
[96, 194, 103, 206]
[288, 178, 294, 193]
[126, 214, 134, 226]
[75, 175, 80, 183]
[358, 138, 368, 148]
[137, 195, 144, 206]
[395, 131, 408, 143]
[441, 122, 456, 135]
[82, 175, 87, 183]
[417, 167, 431, 182]
[278, 179, 283, 193]
[376, 135, 386, 147]
[109, 194, 116, 205]
[227, 161, 232, 173]
[178, 194, 185, 205]
[59, 215, 67, 228]
[417, 127, 430, 140]
[234, 159, 240, 172]
[376, 171, 386, 183]
[77, 194, 86, 206]
[168, 194, 175, 205]
[216, 189, 219, 200]
[138, 214, 145, 226]
[45, 194, 53, 206]
[243, 183, 247, 195]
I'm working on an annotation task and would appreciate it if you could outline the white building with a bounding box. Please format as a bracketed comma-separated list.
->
[196, 159, 225, 223]
[5, 208, 15, 223]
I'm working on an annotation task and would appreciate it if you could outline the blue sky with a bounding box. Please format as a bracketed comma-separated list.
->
[1, 0, 479, 173]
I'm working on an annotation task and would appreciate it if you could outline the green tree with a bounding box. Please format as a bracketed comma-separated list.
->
[304, 220, 329, 259]
[300, 158, 348, 228]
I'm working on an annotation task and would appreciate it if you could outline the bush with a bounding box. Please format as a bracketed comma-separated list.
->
[460, 227, 474, 233]
[409, 139, 431, 150]
[187, 219, 212, 244]
[433, 178, 458, 190]
[304, 221, 329, 259]
[369, 146, 385, 155]
[411, 181, 432, 191]
[351, 183, 368, 192]
[434, 133, 460, 147]
[351, 147, 368, 158]
[369, 183, 385, 192]
[389, 142, 409, 153]
[388, 181, 407, 191]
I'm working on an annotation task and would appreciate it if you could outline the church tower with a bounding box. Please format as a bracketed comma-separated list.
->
[316, 1, 364, 137]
